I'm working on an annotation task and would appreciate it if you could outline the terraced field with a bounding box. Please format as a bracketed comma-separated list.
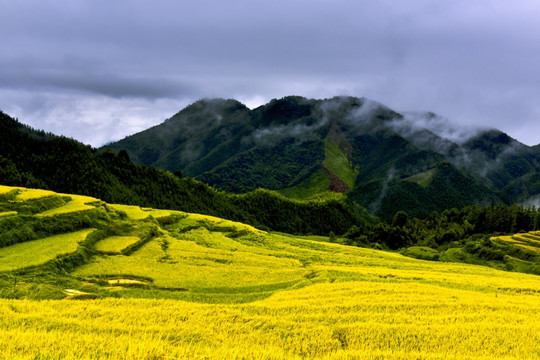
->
[494, 232, 540, 254]
[0, 185, 539, 359]
[0, 229, 94, 272]
[94, 236, 140, 253]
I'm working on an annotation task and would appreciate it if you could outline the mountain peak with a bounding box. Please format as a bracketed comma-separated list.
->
[101, 96, 540, 219]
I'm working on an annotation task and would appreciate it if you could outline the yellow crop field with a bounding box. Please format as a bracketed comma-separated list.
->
[0, 229, 95, 272]
[0, 277, 539, 359]
[108, 203, 157, 220]
[94, 236, 141, 253]
[36, 194, 99, 216]
[1, 185, 540, 359]
[0, 211, 17, 217]
[75, 231, 306, 292]
[108, 203, 173, 220]
[494, 232, 540, 255]
[0, 185, 56, 201]
[0, 185, 99, 215]
[0, 185, 14, 195]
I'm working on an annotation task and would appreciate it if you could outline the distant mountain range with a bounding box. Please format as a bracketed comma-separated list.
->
[104, 96, 540, 220]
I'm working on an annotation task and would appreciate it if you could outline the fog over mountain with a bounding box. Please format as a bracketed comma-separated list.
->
[104, 96, 540, 220]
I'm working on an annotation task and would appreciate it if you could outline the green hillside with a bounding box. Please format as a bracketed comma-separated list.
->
[277, 128, 358, 200]
[104, 96, 540, 220]
[0, 185, 539, 359]
[0, 110, 367, 236]
[349, 162, 502, 220]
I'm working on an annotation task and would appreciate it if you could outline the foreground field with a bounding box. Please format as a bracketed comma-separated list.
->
[0, 185, 539, 359]
[1, 279, 539, 359]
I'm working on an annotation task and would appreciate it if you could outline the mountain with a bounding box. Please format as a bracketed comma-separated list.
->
[0, 110, 367, 235]
[104, 96, 540, 220]
[103, 97, 326, 193]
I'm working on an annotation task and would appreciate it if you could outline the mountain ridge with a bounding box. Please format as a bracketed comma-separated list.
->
[103, 96, 540, 220]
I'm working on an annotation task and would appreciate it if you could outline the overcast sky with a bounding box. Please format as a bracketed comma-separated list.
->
[1, 0, 539, 147]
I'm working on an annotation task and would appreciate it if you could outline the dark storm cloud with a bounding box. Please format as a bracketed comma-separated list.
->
[0, 65, 194, 99]
[0, 0, 539, 146]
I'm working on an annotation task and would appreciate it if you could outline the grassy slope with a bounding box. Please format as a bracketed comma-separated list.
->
[277, 167, 334, 200]
[278, 137, 358, 200]
[322, 138, 358, 189]
[0, 185, 539, 359]
[405, 168, 437, 188]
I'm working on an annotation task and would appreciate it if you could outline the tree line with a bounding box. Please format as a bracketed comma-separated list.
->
[343, 204, 540, 250]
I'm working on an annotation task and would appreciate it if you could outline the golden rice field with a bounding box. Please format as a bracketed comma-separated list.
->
[1, 186, 56, 201]
[94, 236, 141, 253]
[108, 203, 174, 220]
[0, 185, 539, 359]
[35, 194, 98, 217]
[1, 278, 539, 360]
[0, 184, 99, 216]
[0, 211, 17, 217]
[494, 232, 540, 254]
[0, 229, 95, 272]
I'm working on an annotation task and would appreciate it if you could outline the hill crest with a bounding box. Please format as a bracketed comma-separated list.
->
[103, 96, 540, 219]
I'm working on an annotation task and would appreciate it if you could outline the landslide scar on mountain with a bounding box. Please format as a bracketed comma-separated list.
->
[328, 123, 354, 160]
[323, 165, 351, 193]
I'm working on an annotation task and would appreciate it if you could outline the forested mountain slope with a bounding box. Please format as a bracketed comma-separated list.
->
[105, 96, 540, 220]
[0, 110, 367, 235]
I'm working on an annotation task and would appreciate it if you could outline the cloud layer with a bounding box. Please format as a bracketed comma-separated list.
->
[1, 0, 539, 147]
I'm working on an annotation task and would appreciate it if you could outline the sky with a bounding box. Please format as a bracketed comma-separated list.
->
[1, 0, 539, 147]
